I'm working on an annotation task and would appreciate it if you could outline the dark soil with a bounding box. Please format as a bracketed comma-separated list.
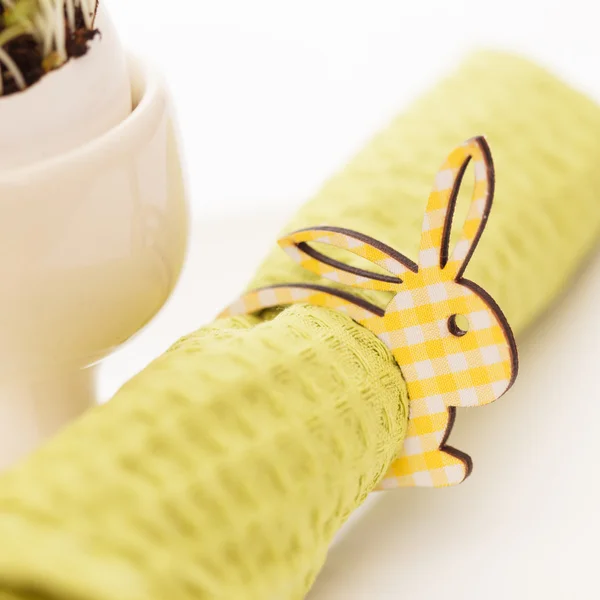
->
[0, 3, 100, 96]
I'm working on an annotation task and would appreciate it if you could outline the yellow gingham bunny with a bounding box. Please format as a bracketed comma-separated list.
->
[221, 136, 518, 488]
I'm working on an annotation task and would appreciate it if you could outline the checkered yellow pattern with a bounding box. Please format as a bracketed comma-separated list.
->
[223, 285, 377, 324]
[221, 137, 518, 488]
[278, 228, 413, 291]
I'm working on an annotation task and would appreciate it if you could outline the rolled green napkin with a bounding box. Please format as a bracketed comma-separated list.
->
[0, 51, 599, 600]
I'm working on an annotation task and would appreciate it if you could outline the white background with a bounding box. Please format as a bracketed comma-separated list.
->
[107, 0, 600, 218]
[100, 2, 600, 599]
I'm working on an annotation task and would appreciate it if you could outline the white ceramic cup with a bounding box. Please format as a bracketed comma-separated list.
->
[0, 57, 189, 468]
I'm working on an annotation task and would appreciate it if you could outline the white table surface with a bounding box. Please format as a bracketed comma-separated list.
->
[100, 214, 600, 600]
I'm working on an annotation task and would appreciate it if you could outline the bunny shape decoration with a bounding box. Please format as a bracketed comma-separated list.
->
[221, 137, 518, 488]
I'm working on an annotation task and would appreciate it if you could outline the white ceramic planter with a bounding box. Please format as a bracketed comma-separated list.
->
[0, 57, 189, 468]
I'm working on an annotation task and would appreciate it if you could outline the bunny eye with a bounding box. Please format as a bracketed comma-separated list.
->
[448, 314, 470, 337]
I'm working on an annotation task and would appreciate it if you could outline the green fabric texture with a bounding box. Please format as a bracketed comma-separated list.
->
[0, 51, 600, 599]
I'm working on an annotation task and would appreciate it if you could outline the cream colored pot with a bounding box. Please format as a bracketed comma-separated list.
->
[0, 50, 189, 467]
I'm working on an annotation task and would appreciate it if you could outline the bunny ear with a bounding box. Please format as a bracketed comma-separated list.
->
[418, 136, 495, 280]
[279, 226, 417, 292]
[219, 283, 383, 324]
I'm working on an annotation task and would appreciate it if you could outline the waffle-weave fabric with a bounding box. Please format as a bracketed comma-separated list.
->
[0, 51, 600, 599]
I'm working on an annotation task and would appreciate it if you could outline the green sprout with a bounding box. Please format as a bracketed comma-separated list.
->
[0, 0, 97, 95]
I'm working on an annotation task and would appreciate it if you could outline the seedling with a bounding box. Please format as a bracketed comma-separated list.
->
[0, 0, 98, 95]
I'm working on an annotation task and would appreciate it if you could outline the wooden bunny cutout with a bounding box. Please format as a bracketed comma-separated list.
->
[221, 137, 518, 488]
